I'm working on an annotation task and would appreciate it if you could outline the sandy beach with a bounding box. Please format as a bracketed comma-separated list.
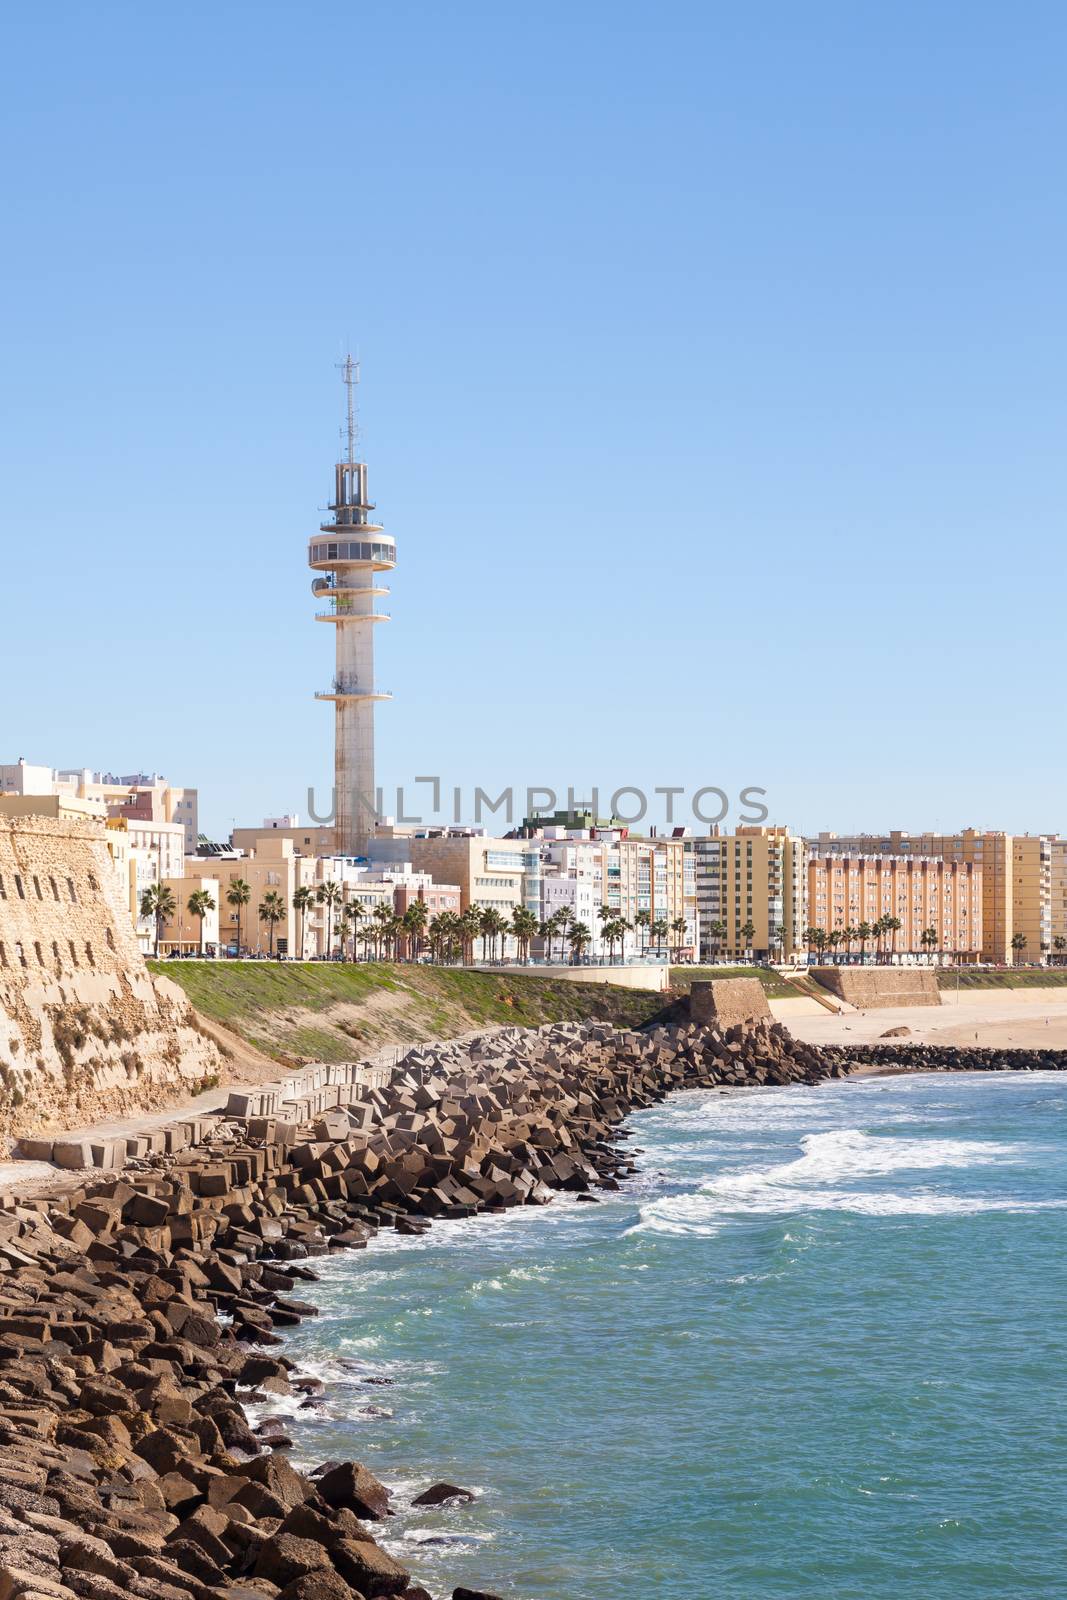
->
[771, 987, 1067, 1052]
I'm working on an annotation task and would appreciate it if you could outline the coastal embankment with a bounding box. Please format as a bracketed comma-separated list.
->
[147, 962, 668, 1068]
[0, 1015, 838, 1600]
[1, 1013, 1066, 1600]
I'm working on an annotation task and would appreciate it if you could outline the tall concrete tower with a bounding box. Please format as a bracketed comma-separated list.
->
[311, 357, 396, 856]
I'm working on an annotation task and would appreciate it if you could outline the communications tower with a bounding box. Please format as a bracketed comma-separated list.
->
[311, 357, 396, 856]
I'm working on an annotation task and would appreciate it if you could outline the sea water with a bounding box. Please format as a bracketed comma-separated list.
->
[271, 1073, 1067, 1599]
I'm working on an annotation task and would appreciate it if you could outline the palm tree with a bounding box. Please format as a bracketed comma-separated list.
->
[141, 882, 177, 957]
[555, 906, 574, 964]
[226, 878, 251, 958]
[1054, 935, 1067, 967]
[650, 917, 669, 958]
[371, 899, 393, 960]
[343, 898, 365, 960]
[569, 920, 591, 964]
[258, 890, 285, 955]
[291, 885, 314, 961]
[841, 925, 859, 963]
[739, 920, 756, 961]
[920, 925, 938, 963]
[670, 916, 687, 961]
[857, 920, 872, 965]
[317, 880, 342, 958]
[634, 908, 651, 955]
[707, 919, 727, 960]
[1011, 931, 1028, 965]
[884, 915, 902, 963]
[186, 888, 216, 957]
[403, 897, 429, 961]
[481, 907, 509, 962]
[429, 910, 460, 963]
[510, 906, 538, 964]
[458, 906, 482, 965]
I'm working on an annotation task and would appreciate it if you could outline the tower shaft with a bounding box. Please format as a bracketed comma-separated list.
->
[311, 370, 396, 857]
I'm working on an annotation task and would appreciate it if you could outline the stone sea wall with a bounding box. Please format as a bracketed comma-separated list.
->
[810, 966, 942, 1009]
[0, 814, 221, 1146]
[0, 1013, 1062, 1600]
[0, 1015, 842, 1600]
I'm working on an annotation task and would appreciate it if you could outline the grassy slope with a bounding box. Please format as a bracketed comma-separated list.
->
[669, 965, 807, 1001]
[936, 968, 1067, 990]
[150, 960, 667, 1065]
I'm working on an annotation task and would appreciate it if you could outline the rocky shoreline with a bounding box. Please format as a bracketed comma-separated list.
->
[0, 1017, 1063, 1600]
[824, 1040, 1067, 1075]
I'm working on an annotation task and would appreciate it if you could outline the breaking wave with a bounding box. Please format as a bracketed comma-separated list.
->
[634, 1128, 1059, 1235]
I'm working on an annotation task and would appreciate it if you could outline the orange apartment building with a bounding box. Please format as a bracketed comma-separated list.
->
[807, 852, 983, 961]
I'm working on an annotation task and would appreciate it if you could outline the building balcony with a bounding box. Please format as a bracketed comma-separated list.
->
[314, 610, 392, 624]
[312, 576, 391, 599]
[315, 680, 393, 702]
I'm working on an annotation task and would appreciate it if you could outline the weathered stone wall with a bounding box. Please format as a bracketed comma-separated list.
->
[810, 966, 942, 1009]
[689, 977, 771, 1028]
[0, 813, 220, 1146]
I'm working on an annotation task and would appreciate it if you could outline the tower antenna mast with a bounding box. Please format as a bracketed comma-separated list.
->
[336, 352, 359, 463]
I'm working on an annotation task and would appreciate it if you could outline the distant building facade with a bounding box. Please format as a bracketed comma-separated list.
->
[691, 826, 805, 961]
[807, 851, 982, 960]
[812, 830, 1052, 963]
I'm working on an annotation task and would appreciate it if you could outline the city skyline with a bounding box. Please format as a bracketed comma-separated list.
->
[3, 4, 1065, 841]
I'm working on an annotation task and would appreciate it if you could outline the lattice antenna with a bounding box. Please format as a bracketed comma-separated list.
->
[335, 352, 359, 463]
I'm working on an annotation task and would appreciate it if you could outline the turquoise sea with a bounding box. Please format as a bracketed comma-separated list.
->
[272, 1073, 1067, 1599]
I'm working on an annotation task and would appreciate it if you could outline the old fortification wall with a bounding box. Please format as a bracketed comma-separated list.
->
[689, 977, 772, 1028]
[810, 966, 942, 1009]
[0, 812, 220, 1145]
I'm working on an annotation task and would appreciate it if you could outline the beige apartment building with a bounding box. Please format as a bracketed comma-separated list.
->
[1012, 834, 1052, 964]
[231, 822, 336, 857]
[812, 829, 1051, 963]
[691, 826, 805, 961]
[1051, 839, 1067, 958]
[807, 853, 982, 959]
[408, 835, 533, 943]
[179, 837, 320, 957]
[179, 837, 397, 957]
[602, 834, 699, 956]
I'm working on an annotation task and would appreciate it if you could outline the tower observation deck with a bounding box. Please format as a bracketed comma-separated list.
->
[311, 356, 396, 856]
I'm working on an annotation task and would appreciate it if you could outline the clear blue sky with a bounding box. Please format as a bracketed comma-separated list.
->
[3, 2, 1064, 840]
